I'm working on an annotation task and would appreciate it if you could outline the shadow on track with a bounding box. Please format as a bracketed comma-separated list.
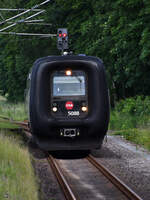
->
[49, 150, 90, 159]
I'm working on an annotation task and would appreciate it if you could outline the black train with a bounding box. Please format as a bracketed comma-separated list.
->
[27, 55, 110, 150]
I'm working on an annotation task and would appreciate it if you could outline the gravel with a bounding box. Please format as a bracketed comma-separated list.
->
[58, 158, 127, 200]
[91, 135, 150, 200]
[28, 143, 66, 200]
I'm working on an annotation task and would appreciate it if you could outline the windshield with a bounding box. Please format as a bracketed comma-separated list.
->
[53, 76, 85, 96]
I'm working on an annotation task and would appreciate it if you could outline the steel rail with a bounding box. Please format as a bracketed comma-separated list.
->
[15, 121, 28, 126]
[15, 121, 33, 139]
[87, 155, 143, 200]
[47, 154, 78, 200]
[15, 121, 30, 130]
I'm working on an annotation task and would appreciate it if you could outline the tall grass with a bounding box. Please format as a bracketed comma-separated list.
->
[0, 100, 27, 121]
[0, 131, 39, 200]
[113, 128, 150, 151]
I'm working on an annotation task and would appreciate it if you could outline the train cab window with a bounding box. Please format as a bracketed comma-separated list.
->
[52, 73, 86, 97]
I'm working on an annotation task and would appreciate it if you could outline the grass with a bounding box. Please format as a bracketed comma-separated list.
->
[0, 99, 27, 121]
[0, 119, 19, 129]
[0, 96, 38, 199]
[112, 128, 150, 151]
[0, 130, 39, 200]
[109, 110, 150, 130]
[0, 95, 27, 128]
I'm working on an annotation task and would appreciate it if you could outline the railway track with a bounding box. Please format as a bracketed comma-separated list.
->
[47, 154, 78, 200]
[15, 121, 31, 138]
[46, 153, 143, 200]
[19, 121, 143, 200]
[86, 155, 143, 200]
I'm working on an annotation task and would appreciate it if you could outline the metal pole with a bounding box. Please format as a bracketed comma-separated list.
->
[0, 0, 50, 25]
[0, 10, 45, 32]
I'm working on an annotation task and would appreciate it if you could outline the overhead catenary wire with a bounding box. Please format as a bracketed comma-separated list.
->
[23, 22, 52, 26]
[21, 19, 44, 22]
[0, 0, 51, 25]
[0, 8, 45, 12]
[0, 10, 45, 32]
[26, 22, 52, 26]
[15, 19, 44, 23]
[5, 19, 44, 23]
[6, 20, 52, 26]
[0, 31, 56, 37]
[0, 0, 53, 38]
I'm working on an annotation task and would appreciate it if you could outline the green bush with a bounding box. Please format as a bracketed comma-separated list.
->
[110, 111, 136, 130]
[110, 96, 150, 130]
[115, 96, 150, 117]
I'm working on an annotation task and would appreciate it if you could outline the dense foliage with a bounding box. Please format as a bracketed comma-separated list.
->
[110, 96, 150, 130]
[0, 0, 150, 102]
[109, 96, 150, 150]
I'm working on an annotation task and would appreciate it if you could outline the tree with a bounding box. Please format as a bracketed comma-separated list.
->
[0, 0, 150, 102]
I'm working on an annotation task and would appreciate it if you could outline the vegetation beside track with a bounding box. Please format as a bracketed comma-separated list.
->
[0, 119, 19, 129]
[110, 96, 150, 151]
[0, 97, 27, 121]
[0, 98, 39, 199]
[0, 130, 39, 200]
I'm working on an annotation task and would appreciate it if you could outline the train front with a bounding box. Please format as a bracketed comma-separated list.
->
[29, 56, 109, 150]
